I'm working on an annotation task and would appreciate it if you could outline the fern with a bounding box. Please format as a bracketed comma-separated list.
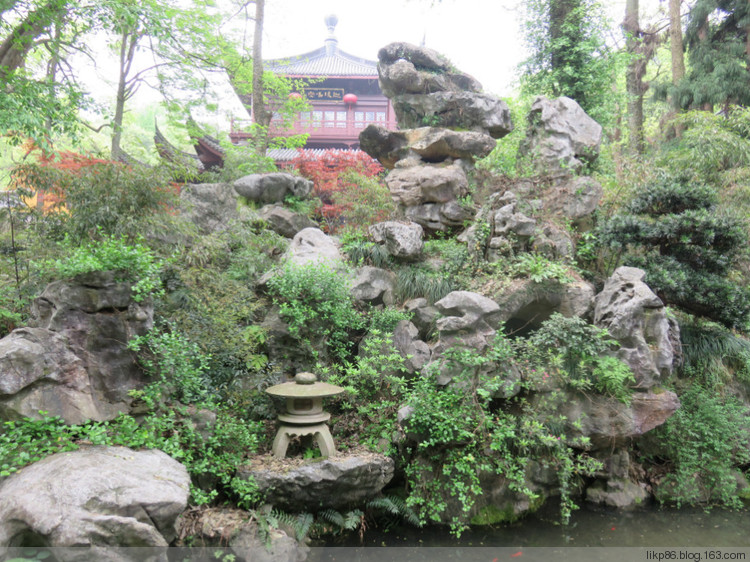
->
[367, 495, 422, 527]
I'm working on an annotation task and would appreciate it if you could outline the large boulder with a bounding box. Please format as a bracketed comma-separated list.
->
[594, 267, 680, 388]
[360, 125, 495, 169]
[1, 271, 153, 423]
[392, 92, 513, 139]
[233, 173, 313, 204]
[0, 328, 95, 423]
[558, 390, 681, 449]
[237, 453, 395, 511]
[392, 320, 431, 374]
[286, 227, 343, 268]
[369, 221, 424, 260]
[519, 96, 603, 176]
[180, 182, 239, 234]
[258, 204, 316, 239]
[0, 447, 190, 549]
[542, 175, 603, 229]
[349, 266, 396, 306]
[386, 161, 469, 207]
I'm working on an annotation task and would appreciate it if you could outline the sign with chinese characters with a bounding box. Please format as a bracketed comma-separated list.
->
[304, 88, 344, 101]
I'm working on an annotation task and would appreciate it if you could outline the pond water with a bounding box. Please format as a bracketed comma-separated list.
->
[330, 502, 750, 548]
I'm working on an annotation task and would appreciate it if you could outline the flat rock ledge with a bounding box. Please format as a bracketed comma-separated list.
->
[237, 451, 394, 512]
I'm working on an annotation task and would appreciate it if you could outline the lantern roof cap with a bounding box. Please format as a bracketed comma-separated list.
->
[266, 372, 345, 398]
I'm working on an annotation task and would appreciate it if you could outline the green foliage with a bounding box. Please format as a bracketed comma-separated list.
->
[600, 174, 750, 330]
[340, 232, 392, 269]
[40, 234, 163, 302]
[395, 267, 455, 304]
[128, 325, 212, 408]
[331, 171, 397, 236]
[678, 317, 750, 387]
[18, 162, 182, 244]
[671, 0, 750, 109]
[266, 261, 364, 361]
[511, 253, 574, 284]
[524, 313, 635, 402]
[477, 97, 532, 177]
[518, 0, 623, 127]
[654, 384, 750, 508]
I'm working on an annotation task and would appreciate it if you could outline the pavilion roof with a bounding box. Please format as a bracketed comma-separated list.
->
[264, 40, 378, 78]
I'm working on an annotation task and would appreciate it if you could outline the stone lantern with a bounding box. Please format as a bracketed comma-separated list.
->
[265, 372, 344, 459]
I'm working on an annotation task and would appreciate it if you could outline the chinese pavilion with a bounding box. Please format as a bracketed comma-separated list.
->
[229, 14, 397, 157]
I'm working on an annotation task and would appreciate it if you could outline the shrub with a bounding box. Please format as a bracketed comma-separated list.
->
[599, 175, 750, 330]
[266, 261, 364, 360]
[41, 235, 163, 302]
[289, 150, 384, 233]
[14, 159, 181, 244]
[654, 384, 750, 508]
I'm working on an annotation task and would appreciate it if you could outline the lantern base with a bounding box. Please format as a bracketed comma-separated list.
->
[272, 422, 336, 459]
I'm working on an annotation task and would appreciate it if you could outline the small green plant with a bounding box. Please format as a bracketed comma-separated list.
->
[511, 253, 574, 284]
[654, 384, 750, 508]
[266, 261, 364, 360]
[41, 234, 163, 302]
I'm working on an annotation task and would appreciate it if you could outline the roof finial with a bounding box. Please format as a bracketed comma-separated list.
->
[324, 14, 338, 37]
[324, 14, 338, 55]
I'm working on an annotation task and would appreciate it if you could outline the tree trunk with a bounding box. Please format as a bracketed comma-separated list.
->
[252, 0, 271, 154]
[669, 0, 686, 85]
[624, 0, 645, 153]
[111, 28, 139, 158]
[0, 1, 65, 81]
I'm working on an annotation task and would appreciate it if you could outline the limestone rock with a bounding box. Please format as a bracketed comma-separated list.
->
[234, 173, 312, 204]
[406, 127, 496, 163]
[360, 126, 496, 169]
[0, 447, 190, 548]
[495, 279, 596, 335]
[392, 92, 513, 139]
[586, 478, 649, 509]
[434, 291, 502, 337]
[520, 96, 602, 176]
[403, 298, 438, 339]
[259, 204, 316, 239]
[386, 161, 469, 207]
[594, 267, 680, 388]
[286, 227, 343, 267]
[560, 390, 681, 449]
[378, 42, 452, 72]
[350, 266, 396, 306]
[180, 182, 239, 233]
[369, 221, 424, 260]
[237, 454, 395, 511]
[0, 271, 153, 423]
[542, 176, 603, 229]
[392, 320, 431, 374]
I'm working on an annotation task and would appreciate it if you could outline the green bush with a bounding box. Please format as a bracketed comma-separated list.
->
[41, 235, 163, 302]
[266, 261, 364, 360]
[655, 384, 750, 508]
[599, 175, 750, 330]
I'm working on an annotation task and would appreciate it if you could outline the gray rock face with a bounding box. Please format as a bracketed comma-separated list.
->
[542, 176, 603, 229]
[1, 271, 153, 423]
[403, 298, 438, 339]
[233, 173, 313, 204]
[560, 390, 681, 449]
[392, 92, 513, 139]
[392, 320, 431, 374]
[520, 96, 603, 176]
[350, 266, 396, 306]
[369, 221, 424, 260]
[259, 204, 316, 239]
[594, 267, 680, 388]
[378, 42, 453, 72]
[585, 449, 649, 509]
[286, 227, 343, 267]
[495, 279, 596, 333]
[238, 454, 395, 511]
[386, 161, 469, 207]
[360, 125, 495, 169]
[0, 446, 190, 548]
[180, 182, 239, 233]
